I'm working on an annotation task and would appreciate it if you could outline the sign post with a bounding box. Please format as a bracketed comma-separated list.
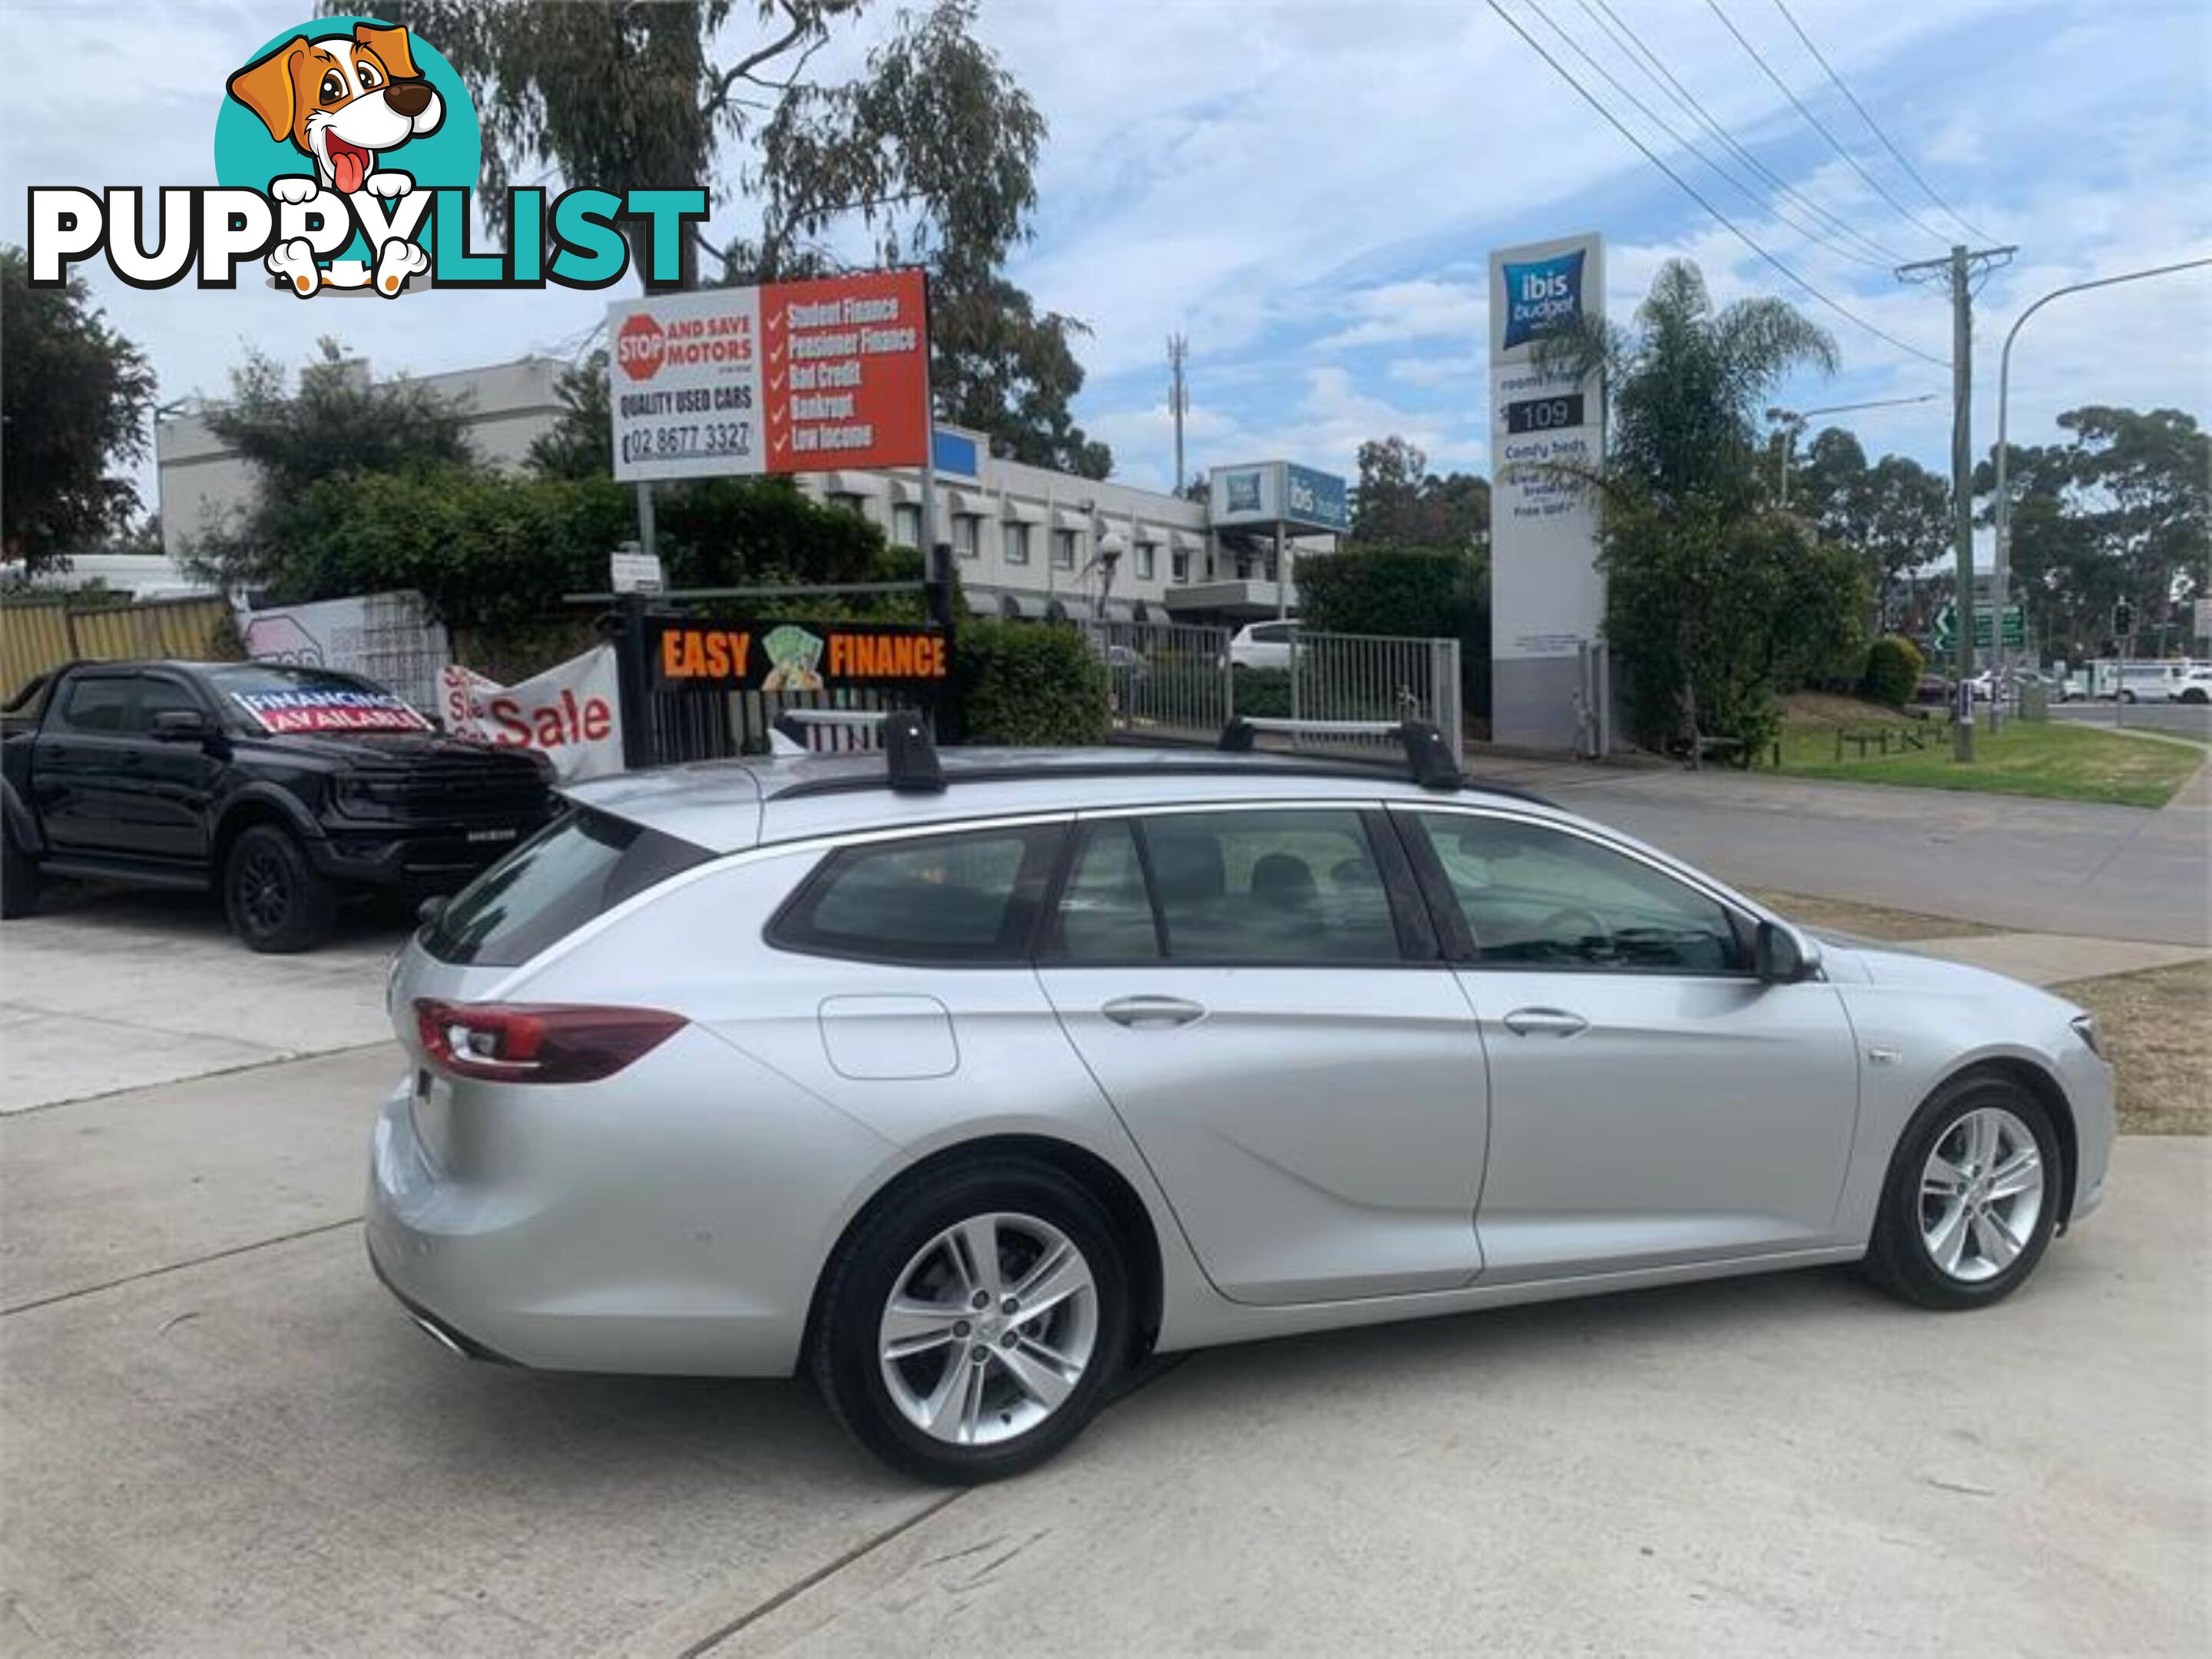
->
[1488, 231, 1607, 755]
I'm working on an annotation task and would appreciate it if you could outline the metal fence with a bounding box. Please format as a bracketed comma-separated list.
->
[1081, 619, 1233, 745]
[1284, 630, 1465, 761]
[2, 594, 237, 698]
[630, 683, 908, 765]
[1081, 618, 1464, 759]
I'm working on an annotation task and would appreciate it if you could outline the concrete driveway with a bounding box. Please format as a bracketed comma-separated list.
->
[0, 886, 407, 1114]
[2, 1041, 2204, 1658]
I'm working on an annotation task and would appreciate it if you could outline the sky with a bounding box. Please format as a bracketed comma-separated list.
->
[3, 0, 2208, 510]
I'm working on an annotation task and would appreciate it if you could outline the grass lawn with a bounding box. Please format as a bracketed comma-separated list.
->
[2064, 959, 2211, 1135]
[1762, 694, 2204, 807]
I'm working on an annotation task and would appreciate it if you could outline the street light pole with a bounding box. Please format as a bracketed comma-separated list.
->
[1766, 394, 1939, 508]
[1992, 258, 2212, 677]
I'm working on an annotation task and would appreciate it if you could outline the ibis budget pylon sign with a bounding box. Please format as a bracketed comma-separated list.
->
[1489, 231, 1606, 753]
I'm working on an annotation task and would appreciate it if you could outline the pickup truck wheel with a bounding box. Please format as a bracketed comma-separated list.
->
[224, 824, 338, 952]
[1, 820, 38, 920]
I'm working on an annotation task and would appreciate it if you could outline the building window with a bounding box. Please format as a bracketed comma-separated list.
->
[1005, 522, 1031, 565]
[1135, 541, 1156, 581]
[1171, 545, 1189, 583]
[953, 515, 980, 561]
[891, 502, 922, 549]
[1052, 528, 1078, 570]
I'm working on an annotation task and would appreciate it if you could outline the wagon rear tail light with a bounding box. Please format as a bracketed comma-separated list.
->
[415, 999, 687, 1084]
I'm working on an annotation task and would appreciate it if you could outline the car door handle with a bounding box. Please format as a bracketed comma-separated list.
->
[1101, 995, 1207, 1029]
[1502, 1007, 1589, 1038]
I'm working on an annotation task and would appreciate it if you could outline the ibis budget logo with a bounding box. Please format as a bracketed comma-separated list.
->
[24, 15, 702, 297]
[1500, 250, 1587, 350]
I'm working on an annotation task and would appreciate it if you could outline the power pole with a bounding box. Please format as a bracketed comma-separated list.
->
[1167, 333, 1190, 493]
[1897, 243, 2016, 760]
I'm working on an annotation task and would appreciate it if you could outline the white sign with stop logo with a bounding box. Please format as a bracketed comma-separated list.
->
[608, 288, 764, 483]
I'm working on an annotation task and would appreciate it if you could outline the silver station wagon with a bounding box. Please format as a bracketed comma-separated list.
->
[369, 717, 2114, 1482]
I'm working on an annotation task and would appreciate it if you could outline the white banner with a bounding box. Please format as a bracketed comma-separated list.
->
[242, 589, 449, 712]
[439, 645, 624, 783]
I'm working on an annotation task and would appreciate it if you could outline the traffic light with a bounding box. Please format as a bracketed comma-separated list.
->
[2113, 600, 2134, 637]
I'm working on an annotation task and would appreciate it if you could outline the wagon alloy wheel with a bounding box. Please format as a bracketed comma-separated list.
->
[1865, 1075, 2060, 1310]
[1919, 1106, 2045, 1284]
[877, 1212, 1101, 1448]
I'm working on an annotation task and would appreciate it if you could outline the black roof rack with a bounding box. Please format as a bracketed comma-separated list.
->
[1219, 717, 1463, 791]
[762, 711, 1554, 807]
[771, 707, 944, 793]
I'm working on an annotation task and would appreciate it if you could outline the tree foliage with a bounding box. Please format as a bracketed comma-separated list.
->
[1860, 634, 1924, 708]
[1540, 260, 1837, 512]
[190, 341, 886, 634]
[1793, 427, 1949, 631]
[1, 245, 157, 571]
[377, 0, 1111, 475]
[187, 341, 474, 590]
[1349, 436, 1488, 549]
[1537, 259, 1855, 760]
[1976, 406, 2210, 661]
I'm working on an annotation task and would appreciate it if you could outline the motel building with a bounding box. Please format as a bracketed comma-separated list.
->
[153, 356, 1348, 627]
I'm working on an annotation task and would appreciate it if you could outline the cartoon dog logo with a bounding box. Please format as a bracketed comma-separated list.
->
[227, 22, 443, 296]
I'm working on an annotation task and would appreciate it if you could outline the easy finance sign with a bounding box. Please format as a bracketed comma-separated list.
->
[609, 270, 929, 484]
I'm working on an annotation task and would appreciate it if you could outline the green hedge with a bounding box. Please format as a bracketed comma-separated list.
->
[1296, 543, 1489, 714]
[1860, 634, 1925, 707]
[955, 618, 1107, 745]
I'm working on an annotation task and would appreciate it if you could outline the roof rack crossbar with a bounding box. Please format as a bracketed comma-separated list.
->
[770, 707, 944, 793]
[1220, 715, 1464, 792]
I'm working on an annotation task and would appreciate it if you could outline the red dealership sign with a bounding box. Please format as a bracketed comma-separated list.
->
[608, 269, 929, 483]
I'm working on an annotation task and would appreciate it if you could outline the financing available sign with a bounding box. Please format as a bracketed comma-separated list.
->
[609, 270, 929, 485]
[230, 684, 430, 735]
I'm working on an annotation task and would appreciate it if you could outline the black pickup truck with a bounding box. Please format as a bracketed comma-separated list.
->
[2, 660, 555, 952]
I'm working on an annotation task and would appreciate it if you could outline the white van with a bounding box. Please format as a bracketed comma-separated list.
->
[2114, 661, 2183, 704]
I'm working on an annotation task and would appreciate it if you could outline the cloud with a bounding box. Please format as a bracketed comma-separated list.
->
[2, 0, 2204, 518]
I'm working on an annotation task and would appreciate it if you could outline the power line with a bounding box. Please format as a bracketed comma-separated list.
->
[1522, 0, 1893, 272]
[1700, 0, 1952, 249]
[1484, 0, 1950, 368]
[1770, 0, 1993, 244]
[1579, 0, 1905, 267]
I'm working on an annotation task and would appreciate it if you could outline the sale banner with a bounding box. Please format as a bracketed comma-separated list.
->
[440, 645, 624, 781]
[608, 268, 929, 485]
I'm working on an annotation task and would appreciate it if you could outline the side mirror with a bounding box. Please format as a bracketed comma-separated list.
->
[416, 894, 449, 929]
[1753, 918, 1820, 984]
[151, 708, 217, 743]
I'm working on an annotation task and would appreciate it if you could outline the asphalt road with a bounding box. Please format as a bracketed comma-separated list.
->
[2050, 700, 2212, 740]
[1488, 757, 2211, 948]
[1, 1045, 2203, 1657]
